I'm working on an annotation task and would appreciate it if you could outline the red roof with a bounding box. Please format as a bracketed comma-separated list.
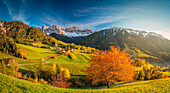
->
[2, 58, 15, 66]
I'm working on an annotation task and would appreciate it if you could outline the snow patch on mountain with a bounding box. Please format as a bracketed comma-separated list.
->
[101, 27, 165, 39]
[64, 32, 90, 37]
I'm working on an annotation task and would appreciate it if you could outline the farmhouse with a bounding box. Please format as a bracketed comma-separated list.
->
[56, 47, 59, 51]
[61, 48, 66, 53]
[67, 48, 74, 52]
[2, 58, 15, 66]
[70, 48, 74, 52]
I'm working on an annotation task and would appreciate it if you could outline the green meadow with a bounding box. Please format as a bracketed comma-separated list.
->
[15, 43, 91, 77]
[1, 43, 169, 92]
[0, 52, 37, 64]
[17, 44, 56, 59]
[0, 73, 170, 93]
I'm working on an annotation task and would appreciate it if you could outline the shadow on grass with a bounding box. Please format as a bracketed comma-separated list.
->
[71, 74, 86, 78]
[19, 68, 34, 77]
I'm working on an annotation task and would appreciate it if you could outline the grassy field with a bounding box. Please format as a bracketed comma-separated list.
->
[46, 53, 91, 77]
[32, 43, 56, 50]
[10, 43, 91, 77]
[124, 43, 153, 58]
[1, 43, 170, 92]
[0, 52, 38, 64]
[18, 62, 88, 78]
[163, 72, 170, 76]
[0, 73, 170, 93]
[19, 58, 89, 76]
[124, 43, 138, 57]
[17, 44, 56, 59]
[47, 53, 91, 64]
[123, 43, 168, 66]
[58, 62, 89, 76]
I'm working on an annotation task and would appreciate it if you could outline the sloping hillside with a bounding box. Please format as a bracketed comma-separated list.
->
[0, 73, 170, 93]
[50, 27, 170, 64]
[0, 20, 58, 44]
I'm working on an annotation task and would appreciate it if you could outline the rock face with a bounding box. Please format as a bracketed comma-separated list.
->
[0, 21, 8, 34]
[38, 24, 64, 35]
[38, 25, 93, 37]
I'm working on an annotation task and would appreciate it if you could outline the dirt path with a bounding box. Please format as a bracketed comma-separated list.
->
[44, 54, 58, 60]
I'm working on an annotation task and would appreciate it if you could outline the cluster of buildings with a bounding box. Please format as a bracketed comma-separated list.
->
[1, 58, 15, 66]
[56, 47, 74, 53]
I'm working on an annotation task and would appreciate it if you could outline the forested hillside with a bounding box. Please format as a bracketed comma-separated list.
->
[50, 27, 170, 63]
[0, 20, 57, 44]
[0, 20, 66, 58]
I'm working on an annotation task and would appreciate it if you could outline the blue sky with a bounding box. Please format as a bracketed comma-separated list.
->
[0, 0, 170, 39]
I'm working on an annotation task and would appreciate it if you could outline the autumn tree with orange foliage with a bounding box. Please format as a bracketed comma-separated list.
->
[49, 74, 72, 88]
[86, 46, 134, 88]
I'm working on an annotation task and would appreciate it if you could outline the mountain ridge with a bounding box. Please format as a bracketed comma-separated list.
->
[50, 27, 170, 64]
[38, 24, 93, 37]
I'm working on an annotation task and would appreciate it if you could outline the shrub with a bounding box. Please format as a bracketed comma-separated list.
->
[60, 67, 70, 78]
[33, 80, 39, 83]
[146, 72, 151, 80]
[39, 78, 44, 82]
[139, 70, 145, 80]
[68, 53, 77, 60]
[23, 75, 27, 79]
[17, 72, 22, 78]
[43, 81, 48, 84]
[156, 73, 165, 79]
[49, 75, 72, 88]
[54, 56, 57, 59]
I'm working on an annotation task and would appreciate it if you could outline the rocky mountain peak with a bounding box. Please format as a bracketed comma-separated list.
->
[101, 27, 165, 40]
[38, 24, 93, 37]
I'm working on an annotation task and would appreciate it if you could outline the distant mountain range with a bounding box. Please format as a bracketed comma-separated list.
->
[38, 25, 93, 37]
[1, 20, 170, 65]
[50, 27, 170, 64]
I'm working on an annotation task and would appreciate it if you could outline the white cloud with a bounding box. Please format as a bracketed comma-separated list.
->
[3, 0, 30, 25]
[69, 6, 132, 29]
[76, 7, 102, 13]
[38, 14, 66, 27]
[71, 4, 170, 40]
[77, 16, 129, 29]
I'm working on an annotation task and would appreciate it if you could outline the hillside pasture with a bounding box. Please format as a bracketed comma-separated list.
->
[17, 44, 56, 59]
[0, 73, 170, 93]
[0, 52, 38, 64]
[46, 53, 91, 64]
